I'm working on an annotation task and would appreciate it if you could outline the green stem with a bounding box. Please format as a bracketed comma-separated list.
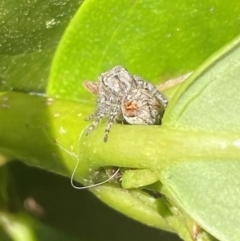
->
[80, 125, 240, 172]
[1, 91, 239, 179]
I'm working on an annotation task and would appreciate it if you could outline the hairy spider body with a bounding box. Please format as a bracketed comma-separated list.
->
[121, 88, 165, 125]
[84, 65, 168, 142]
[132, 75, 168, 109]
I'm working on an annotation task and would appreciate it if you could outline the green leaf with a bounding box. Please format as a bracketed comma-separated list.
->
[160, 161, 240, 241]
[158, 36, 240, 241]
[121, 169, 159, 189]
[0, 91, 93, 179]
[47, 0, 240, 101]
[165, 35, 240, 131]
[92, 185, 173, 231]
[0, 0, 83, 92]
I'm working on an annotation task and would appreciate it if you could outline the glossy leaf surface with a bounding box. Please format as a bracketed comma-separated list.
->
[0, 0, 82, 92]
[48, 0, 240, 101]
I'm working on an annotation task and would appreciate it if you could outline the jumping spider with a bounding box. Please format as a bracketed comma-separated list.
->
[83, 65, 168, 142]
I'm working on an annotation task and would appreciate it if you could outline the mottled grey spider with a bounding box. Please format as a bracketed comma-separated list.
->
[83, 65, 168, 142]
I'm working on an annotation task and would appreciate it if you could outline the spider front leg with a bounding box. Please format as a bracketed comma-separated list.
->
[85, 111, 105, 136]
[103, 105, 120, 142]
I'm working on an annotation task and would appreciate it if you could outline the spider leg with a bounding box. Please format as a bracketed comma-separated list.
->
[85, 112, 96, 121]
[150, 88, 168, 108]
[86, 112, 105, 136]
[145, 98, 163, 124]
[103, 106, 119, 142]
[133, 75, 168, 108]
[83, 81, 99, 95]
[145, 99, 156, 123]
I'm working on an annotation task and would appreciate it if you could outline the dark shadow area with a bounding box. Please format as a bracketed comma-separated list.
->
[9, 161, 181, 241]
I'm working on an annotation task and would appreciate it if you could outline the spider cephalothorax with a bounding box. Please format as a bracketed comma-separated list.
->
[83, 65, 168, 142]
